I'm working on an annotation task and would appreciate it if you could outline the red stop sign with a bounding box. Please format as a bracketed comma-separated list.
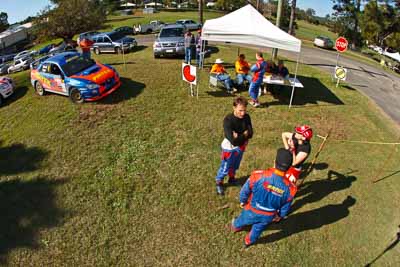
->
[335, 37, 348, 52]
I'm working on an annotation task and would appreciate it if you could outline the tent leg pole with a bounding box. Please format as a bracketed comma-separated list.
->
[289, 51, 301, 108]
[200, 40, 206, 69]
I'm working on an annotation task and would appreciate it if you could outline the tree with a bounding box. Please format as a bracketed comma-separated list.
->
[35, 0, 106, 41]
[0, 12, 9, 32]
[332, 0, 362, 48]
[288, 0, 297, 35]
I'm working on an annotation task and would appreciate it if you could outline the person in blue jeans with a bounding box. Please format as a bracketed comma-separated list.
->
[248, 52, 267, 107]
[231, 148, 296, 247]
[215, 97, 253, 195]
[210, 58, 235, 94]
[184, 30, 194, 64]
[195, 29, 203, 67]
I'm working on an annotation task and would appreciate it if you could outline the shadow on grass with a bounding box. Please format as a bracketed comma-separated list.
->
[267, 75, 344, 106]
[0, 177, 67, 263]
[98, 77, 145, 104]
[0, 86, 28, 107]
[306, 63, 388, 78]
[108, 61, 136, 66]
[0, 143, 48, 176]
[292, 170, 357, 212]
[131, 45, 147, 53]
[258, 195, 356, 245]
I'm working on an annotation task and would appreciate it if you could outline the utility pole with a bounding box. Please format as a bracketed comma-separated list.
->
[288, 0, 296, 35]
[272, 0, 283, 60]
[198, 0, 203, 25]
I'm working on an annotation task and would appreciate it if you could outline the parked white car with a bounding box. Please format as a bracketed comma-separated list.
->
[313, 36, 334, 49]
[14, 50, 36, 61]
[0, 76, 15, 106]
[134, 20, 166, 34]
[8, 57, 33, 74]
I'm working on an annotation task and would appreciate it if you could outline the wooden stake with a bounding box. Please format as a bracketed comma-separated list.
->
[297, 129, 332, 188]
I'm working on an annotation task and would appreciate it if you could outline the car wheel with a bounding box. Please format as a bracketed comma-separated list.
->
[69, 88, 84, 104]
[147, 29, 152, 34]
[35, 81, 45, 96]
[154, 54, 160, 58]
[115, 47, 122, 54]
[0, 95, 3, 106]
[94, 47, 100, 55]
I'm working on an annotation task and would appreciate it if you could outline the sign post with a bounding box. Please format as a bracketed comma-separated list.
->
[334, 37, 348, 86]
[182, 63, 198, 97]
[334, 66, 347, 87]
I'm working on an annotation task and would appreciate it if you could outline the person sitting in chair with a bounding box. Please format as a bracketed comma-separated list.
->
[235, 54, 252, 90]
[210, 58, 235, 94]
[276, 60, 289, 78]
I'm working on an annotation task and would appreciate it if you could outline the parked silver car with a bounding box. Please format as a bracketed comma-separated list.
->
[8, 57, 33, 74]
[153, 24, 186, 58]
[176, 19, 201, 31]
[91, 31, 137, 54]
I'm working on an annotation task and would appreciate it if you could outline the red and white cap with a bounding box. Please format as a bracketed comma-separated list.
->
[295, 125, 313, 140]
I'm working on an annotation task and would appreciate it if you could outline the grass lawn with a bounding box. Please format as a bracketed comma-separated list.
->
[1, 40, 399, 265]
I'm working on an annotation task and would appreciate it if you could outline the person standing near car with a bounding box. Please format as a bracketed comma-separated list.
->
[184, 30, 194, 64]
[79, 38, 94, 59]
[215, 96, 253, 195]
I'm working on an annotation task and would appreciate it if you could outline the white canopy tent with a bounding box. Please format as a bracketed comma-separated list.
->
[200, 4, 302, 107]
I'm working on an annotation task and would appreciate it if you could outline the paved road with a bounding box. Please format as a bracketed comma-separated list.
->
[279, 46, 400, 125]
[136, 35, 400, 125]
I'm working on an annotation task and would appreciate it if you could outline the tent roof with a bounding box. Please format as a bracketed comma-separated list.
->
[201, 4, 301, 53]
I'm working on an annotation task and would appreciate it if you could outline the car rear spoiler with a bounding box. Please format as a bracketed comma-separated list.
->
[30, 55, 50, 70]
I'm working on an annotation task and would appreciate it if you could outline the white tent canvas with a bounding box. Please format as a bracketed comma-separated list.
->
[200, 4, 302, 107]
[201, 4, 301, 53]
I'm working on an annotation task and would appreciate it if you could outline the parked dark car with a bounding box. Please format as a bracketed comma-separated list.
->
[0, 54, 17, 64]
[91, 32, 137, 54]
[77, 31, 100, 44]
[114, 26, 134, 36]
[38, 44, 56, 55]
[0, 63, 10, 75]
[49, 41, 78, 55]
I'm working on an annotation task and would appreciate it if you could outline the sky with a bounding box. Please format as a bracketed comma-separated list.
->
[1, 0, 51, 24]
[1, 0, 334, 24]
[297, 0, 334, 17]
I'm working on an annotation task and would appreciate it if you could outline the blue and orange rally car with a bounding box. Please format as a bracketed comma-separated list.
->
[30, 52, 120, 103]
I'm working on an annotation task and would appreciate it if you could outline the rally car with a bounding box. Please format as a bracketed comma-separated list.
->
[0, 76, 15, 106]
[30, 52, 121, 103]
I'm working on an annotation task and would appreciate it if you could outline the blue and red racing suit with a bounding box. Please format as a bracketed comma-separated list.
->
[248, 58, 267, 101]
[232, 168, 297, 245]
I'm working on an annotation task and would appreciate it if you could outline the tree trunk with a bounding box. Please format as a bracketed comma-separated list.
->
[198, 0, 203, 25]
[352, 0, 361, 49]
[288, 0, 296, 35]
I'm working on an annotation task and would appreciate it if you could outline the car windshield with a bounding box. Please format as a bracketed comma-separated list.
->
[108, 32, 125, 41]
[61, 56, 96, 76]
[160, 28, 184, 38]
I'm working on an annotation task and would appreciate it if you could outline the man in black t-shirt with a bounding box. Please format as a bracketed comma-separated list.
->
[215, 97, 253, 195]
[281, 125, 313, 183]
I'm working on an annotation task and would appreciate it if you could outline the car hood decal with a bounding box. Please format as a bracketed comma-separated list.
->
[71, 64, 114, 84]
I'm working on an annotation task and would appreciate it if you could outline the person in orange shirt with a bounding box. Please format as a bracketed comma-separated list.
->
[210, 58, 235, 94]
[79, 38, 94, 59]
[235, 54, 252, 89]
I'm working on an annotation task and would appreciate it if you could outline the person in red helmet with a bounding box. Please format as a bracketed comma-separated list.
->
[281, 125, 313, 183]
